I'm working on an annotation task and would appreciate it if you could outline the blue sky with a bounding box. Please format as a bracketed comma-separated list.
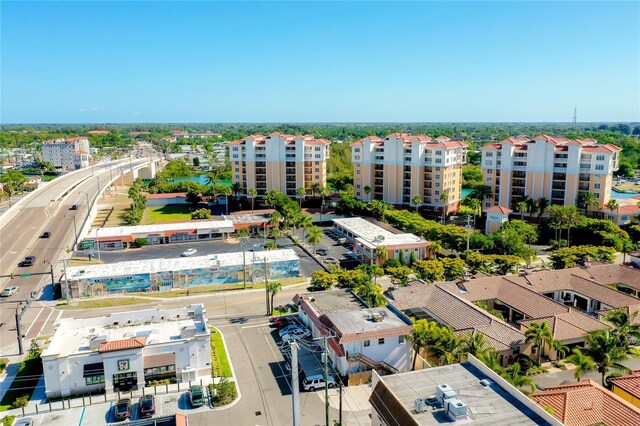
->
[1, 1, 639, 123]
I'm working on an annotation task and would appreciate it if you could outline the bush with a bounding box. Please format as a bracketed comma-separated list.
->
[191, 208, 211, 220]
[134, 238, 148, 247]
[209, 379, 237, 407]
[1, 416, 16, 426]
[11, 395, 29, 408]
[0, 358, 8, 374]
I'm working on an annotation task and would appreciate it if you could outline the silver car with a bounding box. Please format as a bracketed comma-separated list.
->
[0, 286, 19, 297]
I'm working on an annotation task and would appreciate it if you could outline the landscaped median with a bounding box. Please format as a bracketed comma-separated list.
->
[208, 326, 239, 408]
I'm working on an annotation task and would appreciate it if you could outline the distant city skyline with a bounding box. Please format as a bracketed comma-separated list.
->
[1, 1, 638, 124]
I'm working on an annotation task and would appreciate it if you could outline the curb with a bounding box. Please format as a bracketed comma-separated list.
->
[209, 327, 241, 411]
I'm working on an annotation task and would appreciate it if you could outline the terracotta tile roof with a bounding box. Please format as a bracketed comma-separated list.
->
[87, 130, 110, 134]
[582, 144, 621, 152]
[609, 370, 640, 399]
[98, 337, 146, 353]
[531, 380, 640, 426]
[604, 204, 640, 214]
[483, 205, 512, 214]
[480, 143, 502, 150]
[520, 311, 608, 342]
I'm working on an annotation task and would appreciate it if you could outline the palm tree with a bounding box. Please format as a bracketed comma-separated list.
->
[231, 182, 242, 198]
[439, 193, 449, 224]
[515, 201, 527, 220]
[267, 281, 282, 314]
[565, 206, 580, 247]
[409, 319, 430, 369]
[425, 241, 442, 259]
[374, 245, 388, 265]
[606, 199, 620, 219]
[525, 320, 554, 364]
[363, 185, 371, 201]
[370, 265, 383, 286]
[219, 185, 232, 215]
[582, 329, 640, 386]
[264, 240, 277, 250]
[296, 187, 306, 208]
[566, 348, 596, 380]
[501, 363, 536, 393]
[463, 197, 481, 227]
[248, 188, 258, 213]
[525, 197, 538, 218]
[473, 186, 492, 203]
[603, 308, 640, 344]
[299, 214, 313, 243]
[269, 211, 282, 229]
[577, 192, 599, 216]
[306, 226, 323, 254]
[460, 331, 492, 359]
[205, 168, 220, 187]
[412, 194, 422, 213]
[548, 205, 566, 244]
[537, 197, 549, 221]
[269, 227, 282, 241]
[431, 327, 461, 366]
[354, 281, 386, 307]
[318, 185, 331, 225]
[551, 339, 569, 359]
[310, 182, 321, 198]
[478, 349, 503, 373]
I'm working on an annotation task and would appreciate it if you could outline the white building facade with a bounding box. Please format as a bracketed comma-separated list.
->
[42, 304, 212, 398]
[42, 137, 91, 170]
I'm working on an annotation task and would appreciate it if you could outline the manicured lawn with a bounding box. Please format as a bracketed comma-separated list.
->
[0, 356, 42, 411]
[56, 297, 152, 310]
[142, 205, 192, 224]
[210, 327, 232, 378]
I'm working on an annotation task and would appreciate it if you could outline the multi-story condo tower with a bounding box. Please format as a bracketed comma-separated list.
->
[229, 132, 330, 197]
[42, 137, 91, 170]
[480, 135, 621, 211]
[352, 133, 467, 213]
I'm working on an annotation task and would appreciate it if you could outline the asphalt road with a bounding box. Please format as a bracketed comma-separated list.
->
[0, 157, 149, 354]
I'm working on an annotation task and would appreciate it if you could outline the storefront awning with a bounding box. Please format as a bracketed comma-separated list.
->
[83, 362, 104, 377]
[144, 353, 176, 368]
[170, 230, 197, 236]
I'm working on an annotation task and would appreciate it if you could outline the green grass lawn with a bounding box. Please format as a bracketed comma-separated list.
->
[210, 327, 232, 378]
[142, 205, 192, 224]
[56, 297, 152, 310]
[0, 356, 43, 411]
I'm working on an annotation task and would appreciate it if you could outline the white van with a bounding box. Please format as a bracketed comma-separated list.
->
[302, 374, 336, 391]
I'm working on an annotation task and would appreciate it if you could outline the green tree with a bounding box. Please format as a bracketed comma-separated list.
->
[501, 363, 536, 393]
[386, 266, 412, 286]
[248, 188, 258, 213]
[336, 269, 371, 289]
[354, 282, 386, 307]
[369, 265, 384, 286]
[603, 308, 640, 344]
[192, 157, 200, 167]
[425, 241, 442, 259]
[582, 329, 640, 386]
[515, 201, 527, 220]
[231, 182, 242, 198]
[306, 226, 323, 254]
[296, 187, 306, 208]
[577, 192, 599, 216]
[412, 194, 422, 213]
[431, 326, 461, 366]
[439, 192, 449, 223]
[267, 281, 282, 314]
[363, 185, 371, 200]
[374, 245, 388, 265]
[536, 197, 549, 220]
[409, 319, 431, 369]
[216, 184, 233, 215]
[440, 257, 466, 281]
[186, 191, 202, 207]
[412, 259, 444, 283]
[264, 240, 277, 250]
[606, 198, 620, 214]
[298, 214, 313, 244]
[524, 320, 554, 364]
[191, 208, 211, 219]
[566, 348, 596, 381]
[459, 331, 492, 360]
[308, 271, 335, 291]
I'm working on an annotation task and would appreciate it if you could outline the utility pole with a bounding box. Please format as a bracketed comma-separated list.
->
[339, 381, 343, 426]
[290, 341, 301, 426]
[241, 238, 247, 290]
[15, 304, 23, 355]
[324, 336, 329, 426]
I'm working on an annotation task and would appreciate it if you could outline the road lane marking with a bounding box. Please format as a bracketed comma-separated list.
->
[23, 307, 44, 337]
[240, 322, 271, 329]
[77, 406, 86, 426]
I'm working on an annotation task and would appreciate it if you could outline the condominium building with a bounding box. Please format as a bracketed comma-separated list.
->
[228, 132, 330, 197]
[351, 134, 467, 213]
[42, 137, 91, 170]
[480, 135, 621, 211]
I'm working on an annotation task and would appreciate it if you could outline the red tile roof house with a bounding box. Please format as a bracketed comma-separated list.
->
[609, 370, 640, 408]
[531, 380, 640, 426]
[293, 289, 414, 378]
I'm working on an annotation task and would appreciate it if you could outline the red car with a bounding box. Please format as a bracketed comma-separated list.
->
[270, 316, 294, 328]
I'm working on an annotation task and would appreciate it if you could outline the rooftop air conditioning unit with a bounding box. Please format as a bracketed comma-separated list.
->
[414, 398, 426, 413]
[446, 398, 468, 421]
[436, 384, 457, 406]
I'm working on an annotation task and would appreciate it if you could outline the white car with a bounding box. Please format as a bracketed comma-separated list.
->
[282, 329, 311, 342]
[323, 257, 339, 265]
[0, 286, 19, 297]
[279, 325, 303, 338]
[181, 248, 197, 257]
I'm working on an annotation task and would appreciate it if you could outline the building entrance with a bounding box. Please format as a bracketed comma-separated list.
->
[113, 372, 138, 391]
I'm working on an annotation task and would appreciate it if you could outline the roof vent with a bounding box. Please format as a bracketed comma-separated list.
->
[414, 398, 426, 413]
[479, 379, 493, 387]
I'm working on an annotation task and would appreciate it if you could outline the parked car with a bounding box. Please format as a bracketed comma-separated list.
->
[0, 286, 19, 297]
[69, 204, 78, 210]
[303, 374, 336, 391]
[270, 316, 295, 328]
[316, 248, 329, 256]
[114, 398, 132, 421]
[40, 231, 52, 238]
[138, 395, 155, 418]
[13, 418, 34, 426]
[282, 328, 311, 342]
[181, 248, 197, 257]
[188, 385, 205, 408]
[279, 325, 303, 337]
[323, 257, 339, 265]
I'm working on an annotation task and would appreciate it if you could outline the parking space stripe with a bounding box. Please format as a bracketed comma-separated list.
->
[77, 406, 86, 426]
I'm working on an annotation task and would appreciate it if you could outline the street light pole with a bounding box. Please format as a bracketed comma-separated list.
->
[291, 341, 301, 426]
[264, 259, 269, 316]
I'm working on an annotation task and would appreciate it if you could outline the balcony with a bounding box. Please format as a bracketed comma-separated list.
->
[553, 173, 566, 181]
[424, 174, 432, 180]
[579, 174, 590, 182]
[552, 182, 566, 190]
[511, 189, 525, 197]
[512, 179, 525, 188]
[578, 184, 589, 191]
[512, 171, 526, 178]
[286, 176, 296, 182]
[425, 183, 432, 189]
[551, 191, 565, 199]
[404, 174, 411, 180]
[374, 172, 383, 178]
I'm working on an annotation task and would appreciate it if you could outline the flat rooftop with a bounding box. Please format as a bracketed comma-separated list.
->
[43, 305, 208, 358]
[332, 217, 425, 248]
[296, 289, 366, 316]
[84, 219, 234, 239]
[66, 248, 299, 281]
[325, 307, 412, 343]
[370, 362, 550, 425]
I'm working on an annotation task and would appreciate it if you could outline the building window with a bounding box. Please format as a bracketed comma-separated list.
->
[315, 147, 321, 151]
[85, 374, 105, 386]
[485, 160, 493, 166]
[378, 338, 385, 345]
[356, 184, 361, 189]
[595, 165, 604, 171]
[233, 147, 238, 151]
[487, 169, 493, 174]
[355, 148, 360, 152]
[596, 155, 605, 161]
[398, 335, 405, 344]
[356, 170, 360, 174]
[364, 340, 370, 347]
[485, 152, 493, 157]
[594, 183, 601, 189]
[487, 177, 492, 182]
[315, 175, 320, 179]
[235, 175, 240, 179]
[435, 182, 440, 188]
[235, 168, 239, 172]
[315, 161, 320, 165]
[315, 168, 320, 172]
